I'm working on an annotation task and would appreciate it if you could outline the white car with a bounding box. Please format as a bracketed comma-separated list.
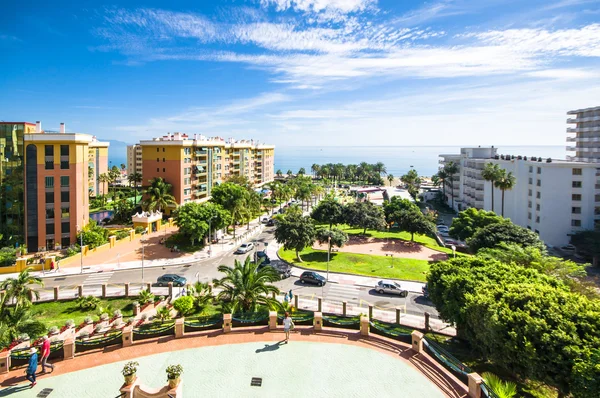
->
[375, 281, 408, 297]
[235, 243, 255, 254]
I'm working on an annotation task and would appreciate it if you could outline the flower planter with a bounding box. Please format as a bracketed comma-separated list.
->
[167, 377, 180, 389]
[124, 374, 136, 385]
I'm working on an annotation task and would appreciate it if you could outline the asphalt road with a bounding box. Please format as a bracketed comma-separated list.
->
[38, 226, 439, 318]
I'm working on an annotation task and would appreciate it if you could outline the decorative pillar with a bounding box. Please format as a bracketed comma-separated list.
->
[411, 331, 424, 353]
[119, 377, 140, 398]
[424, 312, 430, 332]
[396, 307, 401, 324]
[342, 301, 347, 316]
[467, 373, 483, 398]
[124, 283, 130, 297]
[146, 283, 152, 293]
[168, 282, 173, 298]
[122, 326, 134, 347]
[314, 312, 323, 332]
[294, 295, 299, 308]
[129, 230, 135, 241]
[109, 235, 116, 248]
[360, 316, 370, 337]
[268, 311, 278, 330]
[63, 338, 75, 359]
[175, 318, 185, 338]
[133, 303, 140, 316]
[53, 286, 60, 301]
[317, 297, 322, 312]
[102, 284, 107, 298]
[77, 285, 84, 298]
[368, 305, 373, 320]
[0, 351, 10, 374]
[223, 314, 232, 333]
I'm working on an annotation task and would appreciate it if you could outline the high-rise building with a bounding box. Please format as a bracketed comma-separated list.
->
[88, 138, 110, 196]
[127, 144, 142, 177]
[567, 105, 600, 163]
[139, 133, 275, 211]
[439, 148, 598, 246]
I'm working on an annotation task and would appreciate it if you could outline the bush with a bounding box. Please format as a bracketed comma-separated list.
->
[48, 326, 59, 334]
[155, 306, 172, 322]
[65, 319, 75, 328]
[134, 226, 146, 234]
[113, 309, 122, 318]
[0, 247, 17, 267]
[172, 296, 194, 316]
[84, 316, 93, 324]
[77, 295, 100, 310]
[100, 313, 109, 321]
[65, 245, 80, 257]
[115, 230, 130, 240]
[138, 289, 154, 305]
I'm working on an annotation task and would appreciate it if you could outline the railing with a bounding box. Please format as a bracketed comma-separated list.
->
[422, 336, 472, 384]
[481, 381, 501, 398]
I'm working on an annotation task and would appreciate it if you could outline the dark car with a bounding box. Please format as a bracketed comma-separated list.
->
[258, 262, 291, 279]
[299, 271, 326, 286]
[156, 274, 187, 287]
[266, 219, 275, 227]
[254, 250, 271, 265]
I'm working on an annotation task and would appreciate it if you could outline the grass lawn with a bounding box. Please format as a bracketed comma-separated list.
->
[30, 298, 136, 328]
[279, 247, 429, 282]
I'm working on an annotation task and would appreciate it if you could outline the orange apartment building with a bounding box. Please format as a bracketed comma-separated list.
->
[139, 132, 275, 209]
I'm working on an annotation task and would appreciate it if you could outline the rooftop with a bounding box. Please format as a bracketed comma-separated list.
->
[567, 105, 600, 115]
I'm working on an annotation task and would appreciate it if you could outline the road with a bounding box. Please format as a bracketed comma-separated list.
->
[37, 225, 439, 319]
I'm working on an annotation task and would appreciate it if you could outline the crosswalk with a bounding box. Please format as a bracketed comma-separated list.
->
[323, 283, 361, 304]
[83, 271, 114, 286]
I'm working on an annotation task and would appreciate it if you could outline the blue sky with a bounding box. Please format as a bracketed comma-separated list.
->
[1, 0, 599, 147]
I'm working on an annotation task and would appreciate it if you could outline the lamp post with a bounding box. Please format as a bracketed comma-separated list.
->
[141, 231, 147, 282]
[451, 245, 456, 259]
[76, 224, 84, 274]
[327, 235, 331, 282]
[208, 216, 216, 257]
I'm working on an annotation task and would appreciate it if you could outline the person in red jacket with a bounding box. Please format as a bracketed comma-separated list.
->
[40, 336, 55, 373]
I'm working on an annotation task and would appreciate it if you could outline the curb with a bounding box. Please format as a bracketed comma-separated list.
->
[275, 247, 425, 293]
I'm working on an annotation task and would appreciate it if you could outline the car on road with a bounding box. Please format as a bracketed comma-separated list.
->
[561, 244, 576, 252]
[258, 261, 291, 279]
[299, 271, 326, 286]
[261, 217, 269, 224]
[266, 219, 275, 227]
[156, 274, 187, 287]
[437, 225, 449, 232]
[375, 280, 408, 297]
[235, 243, 255, 254]
[443, 238, 458, 247]
[254, 251, 271, 265]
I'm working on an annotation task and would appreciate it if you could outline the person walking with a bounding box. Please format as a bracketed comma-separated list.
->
[283, 312, 294, 344]
[288, 289, 294, 302]
[41, 335, 55, 373]
[25, 347, 38, 388]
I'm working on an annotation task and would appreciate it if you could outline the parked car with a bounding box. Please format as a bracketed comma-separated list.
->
[444, 238, 458, 247]
[261, 217, 269, 224]
[156, 274, 187, 287]
[299, 271, 326, 286]
[258, 262, 291, 279]
[266, 219, 275, 227]
[422, 284, 429, 298]
[437, 225, 449, 232]
[375, 280, 408, 297]
[561, 244, 576, 252]
[254, 251, 271, 265]
[235, 243, 255, 254]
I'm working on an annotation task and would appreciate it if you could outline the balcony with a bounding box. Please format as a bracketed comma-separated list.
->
[566, 126, 600, 133]
[566, 136, 576, 142]
[566, 146, 576, 151]
[194, 150, 208, 156]
[568, 116, 600, 123]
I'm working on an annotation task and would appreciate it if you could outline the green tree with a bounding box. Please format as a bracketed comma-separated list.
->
[210, 182, 248, 238]
[276, 169, 283, 177]
[213, 256, 281, 313]
[400, 169, 421, 200]
[310, 197, 344, 229]
[449, 208, 507, 241]
[374, 162, 387, 177]
[274, 213, 316, 261]
[298, 167, 306, 175]
[570, 230, 600, 265]
[435, 169, 448, 200]
[174, 202, 231, 245]
[311, 164, 320, 178]
[127, 172, 143, 206]
[0, 307, 46, 345]
[344, 202, 386, 234]
[0, 268, 44, 310]
[397, 208, 435, 241]
[571, 348, 600, 398]
[172, 296, 195, 316]
[384, 197, 419, 225]
[467, 222, 545, 253]
[443, 162, 459, 210]
[77, 221, 109, 249]
[481, 163, 502, 213]
[387, 174, 394, 186]
[189, 281, 213, 311]
[142, 177, 176, 212]
[316, 228, 349, 250]
[112, 197, 135, 223]
[0, 247, 17, 267]
[286, 169, 293, 178]
[494, 169, 516, 217]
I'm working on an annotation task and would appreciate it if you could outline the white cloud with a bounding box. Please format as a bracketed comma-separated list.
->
[392, 1, 467, 26]
[259, 0, 376, 14]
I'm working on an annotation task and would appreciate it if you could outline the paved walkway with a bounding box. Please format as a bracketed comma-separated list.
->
[0, 327, 466, 398]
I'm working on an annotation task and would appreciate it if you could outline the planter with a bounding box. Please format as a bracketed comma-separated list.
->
[124, 374, 136, 385]
[168, 377, 180, 389]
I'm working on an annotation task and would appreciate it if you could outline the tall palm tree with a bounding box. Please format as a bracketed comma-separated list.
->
[213, 257, 282, 313]
[494, 170, 516, 217]
[128, 172, 143, 206]
[443, 162, 459, 210]
[98, 173, 111, 203]
[387, 174, 394, 186]
[276, 169, 283, 178]
[481, 163, 502, 213]
[311, 164, 320, 178]
[374, 162, 387, 177]
[142, 177, 176, 212]
[436, 169, 448, 200]
[0, 268, 43, 310]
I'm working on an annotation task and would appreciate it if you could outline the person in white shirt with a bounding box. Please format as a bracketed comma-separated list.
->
[283, 312, 294, 343]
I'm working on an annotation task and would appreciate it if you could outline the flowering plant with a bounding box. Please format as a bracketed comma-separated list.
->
[122, 361, 139, 377]
[166, 364, 183, 380]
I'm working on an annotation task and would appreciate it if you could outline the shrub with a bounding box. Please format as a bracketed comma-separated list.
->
[65, 319, 75, 328]
[155, 306, 172, 322]
[79, 331, 90, 338]
[138, 289, 154, 305]
[100, 313, 109, 321]
[122, 361, 139, 377]
[48, 326, 59, 334]
[65, 245, 80, 257]
[0, 247, 17, 267]
[166, 364, 183, 380]
[134, 226, 146, 234]
[113, 309, 122, 318]
[172, 296, 194, 316]
[84, 316, 93, 324]
[77, 295, 100, 310]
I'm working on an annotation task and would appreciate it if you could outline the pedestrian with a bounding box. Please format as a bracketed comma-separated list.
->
[288, 289, 294, 301]
[40, 335, 54, 373]
[283, 292, 289, 303]
[282, 312, 294, 343]
[25, 347, 38, 388]
[181, 287, 186, 297]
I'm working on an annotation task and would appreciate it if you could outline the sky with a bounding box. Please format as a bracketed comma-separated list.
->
[1, 0, 599, 147]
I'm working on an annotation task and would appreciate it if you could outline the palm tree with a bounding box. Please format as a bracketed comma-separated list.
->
[494, 170, 516, 217]
[436, 169, 448, 200]
[481, 163, 502, 213]
[482, 373, 517, 398]
[142, 177, 176, 212]
[374, 162, 387, 177]
[213, 257, 282, 313]
[311, 164, 320, 178]
[98, 173, 111, 204]
[0, 268, 43, 310]
[286, 169, 293, 178]
[128, 172, 143, 206]
[443, 162, 459, 210]
[387, 174, 394, 186]
[276, 169, 283, 178]
[120, 163, 126, 172]
[190, 281, 214, 310]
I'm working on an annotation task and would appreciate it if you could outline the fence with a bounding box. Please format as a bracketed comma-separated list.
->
[423, 336, 472, 385]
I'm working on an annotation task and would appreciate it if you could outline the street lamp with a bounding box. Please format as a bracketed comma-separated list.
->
[208, 216, 216, 257]
[141, 231, 147, 282]
[76, 224, 83, 274]
[451, 245, 456, 258]
[327, 235, 331, 282]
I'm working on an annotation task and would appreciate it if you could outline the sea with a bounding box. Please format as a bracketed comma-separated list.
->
[272, 146, 566, 177]
[108, 145, 567, 178]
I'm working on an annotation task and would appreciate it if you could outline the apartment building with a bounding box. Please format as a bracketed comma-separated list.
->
[88, 137, 110, 196]
[139, 132, 275, 209]
[567, 105, 600, 163]
[126, 144, 142, 177]
[439, 147, 598, 247]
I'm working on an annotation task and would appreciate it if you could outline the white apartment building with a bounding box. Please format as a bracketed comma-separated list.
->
[439, 148, 598, 247]
[126, 144, 142, 177]
[567, 105, 600, 163]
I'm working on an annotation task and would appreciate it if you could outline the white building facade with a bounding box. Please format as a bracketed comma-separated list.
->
[439, 148, 598, 247]
[567, 105, 600, 163]
[126, 144, 143, 177]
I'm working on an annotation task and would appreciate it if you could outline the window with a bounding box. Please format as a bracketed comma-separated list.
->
[60, 145, 69, 156]
[528, 212, 532, 220]
[156, 148, 159, 152]
[536, 204, 540, 211]
[157, 168, 160, 172]
[536, 192, 541, 199]
[596, 195, 600, 202]
[157, 158, 160, 162]
[45, 145, 53, 156]
[61, 221, 70, 234]
[60, 191, 69, 202]
[528, 189, 532, 197]
[45, 160, 54, 170]
[529, 166, 533, 173]
[61, 237, 70, 248]
[572, 207, 581, 214]
[163, 168, 166, 172]
[536, 180, 541, 187]
[184, 148, 190, 155]
[60, 160, 69, 169]
[535, 229, 539, 234]
[163, 147, 166, 152]
[572, 168, 582, 175]
[537, 167, 541, 174]
[572, 181, 582, 188]
[46, 192, 54, 204]
[46, 208, 55, 219]
[572, 194, 582, 201]
[535, 216, 540, 223]
[184, 188, 191, 196]
[528, 177, 533, 184]
[528, 201, 532, 208]
[46, 223, 55, 235]
[571, 219, 582, 227]
[45, 176, 54, 188]
[61, 207, 70, 218]
[60, 176, 69, 187]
